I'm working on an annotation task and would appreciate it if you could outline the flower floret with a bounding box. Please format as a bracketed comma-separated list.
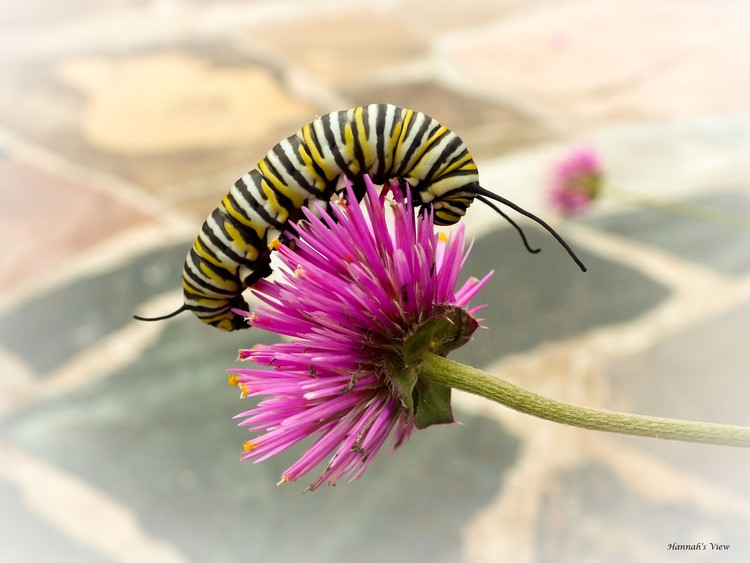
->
[231, 175, 491, 490]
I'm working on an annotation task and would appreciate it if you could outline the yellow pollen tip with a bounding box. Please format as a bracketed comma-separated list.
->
[243, 440, 256, 452]
[268, 238, 281, 251]
[438, 232, 448, 242]
[227, 374, 240, 387]
[239, 383, 250, 398]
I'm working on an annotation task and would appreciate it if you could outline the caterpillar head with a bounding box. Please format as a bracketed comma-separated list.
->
[405, 180, 477, 226]
[430, 189, 476, 226]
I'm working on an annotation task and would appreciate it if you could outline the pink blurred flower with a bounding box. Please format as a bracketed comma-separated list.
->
[229, 176, 491, 490]
[547, 146, 603, 216]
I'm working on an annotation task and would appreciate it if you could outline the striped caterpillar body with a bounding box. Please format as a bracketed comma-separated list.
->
[135, 103, 585, 331]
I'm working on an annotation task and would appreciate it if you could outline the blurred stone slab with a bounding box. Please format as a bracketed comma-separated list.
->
[5, 316, 520, 563]
[0, 158, 151, 290]
[345, 80, 555, 159]
[606, 299, 750, 499]
[403, 0, 533, 29]
[537, 463, 750, 563]
[0, 243, 189, 375]
[451, 226, 670, 368]
[0, 479, 106, 563]
[0, 0, 147, 28]
[0, 46, 315, 200]
[253, 14, 428, 86]
[445, 0, 750, 123]
[586, 191, 750, 276]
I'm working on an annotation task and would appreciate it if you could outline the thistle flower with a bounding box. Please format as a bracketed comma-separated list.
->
[547, 145, 603, 216]
[229, 176, 492, 491]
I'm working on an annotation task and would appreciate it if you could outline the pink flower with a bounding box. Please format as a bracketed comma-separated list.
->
[229, 176, 491, 490]
[547, 146, 603, 216]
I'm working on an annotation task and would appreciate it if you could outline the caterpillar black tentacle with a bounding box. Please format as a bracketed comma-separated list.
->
[475, 195, 541, 254]
[134, 103, 586, 332]
[470, 184, 587, 273]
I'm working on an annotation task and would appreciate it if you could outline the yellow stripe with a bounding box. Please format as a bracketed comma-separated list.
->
[384, 112, 405, 173]
[410, 125, 449, 168]
[194, 238, 236, 272]
[342, 116, 359, 175]
[198, 308, 235, 331]
[224, 221, 260, 262]
[396, 109, 414, 156]
[354, 107, 374, 171]
[256, 160, 287, 192]
[436, 209, 459, 223]
[198, 261, 237, 289]
[295, 142, 328, 188]
[215, 319, 234, 331]
[301, 125, 338, 181]
[220, 197, 266, 239]
[437, 152, 475, 177]
[259, 180, 290, 223]
[256, 161, 303, 212]
[396, 109, 426, 171]
[183, 278, 221, 299]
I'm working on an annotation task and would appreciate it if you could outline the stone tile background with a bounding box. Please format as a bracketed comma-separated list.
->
[1, 1, 750, 562]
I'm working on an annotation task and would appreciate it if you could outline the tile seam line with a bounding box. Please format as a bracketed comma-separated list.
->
[0, 223, 190, 315]
[488, 277, 750, 381]
[0, 439, 190, 563]
[0, 308, 167, 420]
[0, 127, 196, 231]
[560, 220, 736, 291]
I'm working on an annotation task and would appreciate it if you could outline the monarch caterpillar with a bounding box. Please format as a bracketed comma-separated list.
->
[135, 103, 585, 331]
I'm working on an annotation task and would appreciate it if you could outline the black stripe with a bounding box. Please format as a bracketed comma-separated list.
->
[233, 174, 254, 203]
[374, 104, 387, 181]
[187, 250, 240, 288]
[201, 209, 249, 266]
[298, 128, 337, 189]
[222, 193, 267, 249]
[384, 105, 404, 178]
[186, 248, 237, 287]
[361, 105, 371, 139]
[396, 113, 434, 177]
[183, 264, 236, 297]
[350, 111, 366, 176]
[438, 167, 477, 180]
[184, 294, 232, 314]
[242, 170, 285, 229]
[293, 131, 331, 194]
[322, 112, 352, 177]
[259, 155, 286, 188]
[272, 139, 322, 196]
[420, 135, 465, 184]
[257, 156, 297, 218]
[388, 105, 403, 139]
[188, 246, 237, 284]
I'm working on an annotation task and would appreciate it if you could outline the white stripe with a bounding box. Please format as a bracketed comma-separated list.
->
[280, 138, 326, 194]
[381, 103, 398, 176]
[264, 144, 312, 202]
[229, 177, 273, 231]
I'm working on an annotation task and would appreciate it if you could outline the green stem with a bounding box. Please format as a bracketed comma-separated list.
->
[419, 354, 750, 447]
